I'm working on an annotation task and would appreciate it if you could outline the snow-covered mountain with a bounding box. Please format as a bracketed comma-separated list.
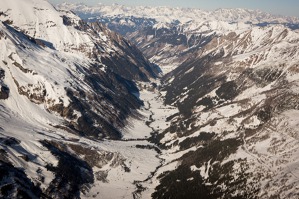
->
[2, 1, 299, 199]
[155, 25, 299, 198]
[0, 0, 162, 198]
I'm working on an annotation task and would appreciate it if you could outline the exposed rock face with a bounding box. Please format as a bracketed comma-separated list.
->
[89, 22, 160, 80]
[0, 85, 9, 99]
[0, 161, 44, 199]
[0, 69, 8, 100]
[41, 140, 95, 199]
[0, 138, 43, 199]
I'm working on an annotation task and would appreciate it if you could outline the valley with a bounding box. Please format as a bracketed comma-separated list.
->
[81, 82, 179, 199]
[1, 0, 299, 198]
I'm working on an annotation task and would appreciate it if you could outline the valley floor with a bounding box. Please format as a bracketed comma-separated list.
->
[81, 81, 179, 199]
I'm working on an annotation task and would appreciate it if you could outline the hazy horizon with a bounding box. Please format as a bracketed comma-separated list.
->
[49, 0, 299, 18]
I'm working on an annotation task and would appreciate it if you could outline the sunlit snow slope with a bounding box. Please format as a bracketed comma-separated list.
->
[0, 0, 162, 198]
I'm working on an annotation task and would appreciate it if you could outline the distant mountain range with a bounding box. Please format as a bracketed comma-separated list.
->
[58, 3, 299, 73]
[59, 3, 299, 25]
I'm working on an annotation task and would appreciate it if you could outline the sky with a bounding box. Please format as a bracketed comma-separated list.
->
[49, 0, 299, 17]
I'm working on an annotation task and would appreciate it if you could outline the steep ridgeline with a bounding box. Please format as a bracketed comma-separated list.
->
[59, 3, 299, 73]
[0, 0, 160, 198]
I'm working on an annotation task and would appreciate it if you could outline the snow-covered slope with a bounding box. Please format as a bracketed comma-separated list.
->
[0, 0, 92, 52]
[0, 0, 158, 80]
[151, 25, 299, 198]
[0, 1, 162, 198]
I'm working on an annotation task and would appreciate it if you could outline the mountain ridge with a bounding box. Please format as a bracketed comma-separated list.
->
[59, 3, 299, 25]
[59, 3, 299, 74]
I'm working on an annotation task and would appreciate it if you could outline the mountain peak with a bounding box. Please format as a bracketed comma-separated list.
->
[0, 0, 87, 52]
